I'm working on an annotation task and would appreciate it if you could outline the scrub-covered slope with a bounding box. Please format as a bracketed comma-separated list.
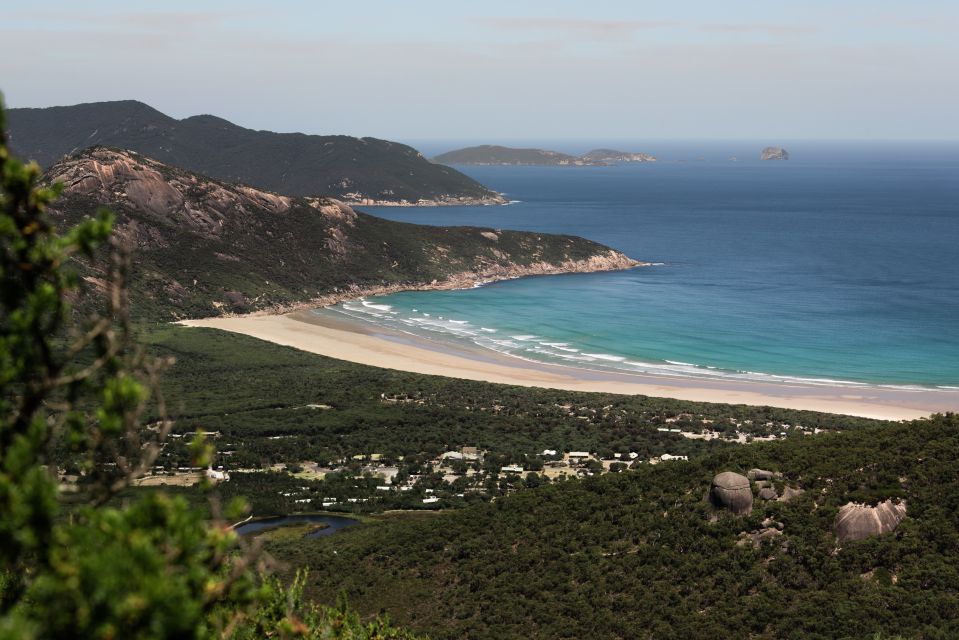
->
[10, 100, 504, 205]
[46, 147, 639, 319]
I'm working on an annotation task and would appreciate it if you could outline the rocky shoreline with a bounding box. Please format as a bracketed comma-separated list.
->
[340, 193, 508, 207]
[207, 250, 646, 319]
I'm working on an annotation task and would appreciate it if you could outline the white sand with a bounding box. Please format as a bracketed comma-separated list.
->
[179, 312, 959, 421]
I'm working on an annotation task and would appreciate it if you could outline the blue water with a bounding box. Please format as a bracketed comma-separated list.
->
[332, 142, 959, 388]
[234, 515, 358, 538]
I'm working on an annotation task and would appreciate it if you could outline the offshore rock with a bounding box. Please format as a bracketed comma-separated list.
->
[761, 146, 790, 161]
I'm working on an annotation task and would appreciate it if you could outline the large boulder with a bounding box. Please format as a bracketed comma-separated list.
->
[711, 472, 753, 515]
[835, 500, 907, 542]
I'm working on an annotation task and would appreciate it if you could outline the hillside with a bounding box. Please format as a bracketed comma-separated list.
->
[8, 100, 504, 205]
[45, 147, 639, 319]
[434, 144, 656, 165]
[267, 413, 959, 639]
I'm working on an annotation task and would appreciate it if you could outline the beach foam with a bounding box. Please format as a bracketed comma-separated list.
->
[321, 303, 938, 391]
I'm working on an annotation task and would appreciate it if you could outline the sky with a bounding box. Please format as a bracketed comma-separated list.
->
[2, 1, 958, 141]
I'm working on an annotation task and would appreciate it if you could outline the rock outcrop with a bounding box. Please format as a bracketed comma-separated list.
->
[779, 486, 804, 503]
[747, 468, 781, 481]
[835, 500, 907, 542]
[711, 472, 753, 515]
[46, 147, 293, 241]
[761, 146, 789, 161]
[758, 487, 779, 501]
[738, 519, 785, 549]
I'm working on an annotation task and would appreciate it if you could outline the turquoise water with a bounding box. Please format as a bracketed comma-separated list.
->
[327, 142, 959, 388]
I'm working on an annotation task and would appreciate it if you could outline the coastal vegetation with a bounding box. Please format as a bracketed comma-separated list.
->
[109, 324, 889, 515]
[7, 99, 502, 205]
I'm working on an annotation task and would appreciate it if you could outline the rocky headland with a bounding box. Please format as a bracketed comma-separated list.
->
[46, 147, 642, 320]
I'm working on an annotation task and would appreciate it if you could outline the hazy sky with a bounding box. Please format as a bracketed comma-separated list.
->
[2, 1, 957, 140]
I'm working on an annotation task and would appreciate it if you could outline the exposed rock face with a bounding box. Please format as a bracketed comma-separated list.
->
[758, 487, 779, 501]
[779, 486, 804, 503]
[747, 469, 781, 481]
[761, 146, 789, 161]
[711, 472, 753, 515]
[342, 193, 506, 207]
[46, 147, 292, 241]
[835, 500, 907, 542]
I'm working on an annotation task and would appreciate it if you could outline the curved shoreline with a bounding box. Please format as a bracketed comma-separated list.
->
[179, 311, 959, 420]
[194, 251, 645, 319]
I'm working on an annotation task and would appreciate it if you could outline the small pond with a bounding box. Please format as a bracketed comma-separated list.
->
[234, 514, 359, 538]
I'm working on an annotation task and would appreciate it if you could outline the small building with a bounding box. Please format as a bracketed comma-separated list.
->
[500, 465, 525, 474]
[205, 468, 230, 483]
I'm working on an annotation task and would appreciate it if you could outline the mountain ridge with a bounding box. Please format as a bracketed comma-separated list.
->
[10, 100, 505, 206]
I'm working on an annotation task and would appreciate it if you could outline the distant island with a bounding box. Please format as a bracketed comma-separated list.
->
[580, 148, 657, 163]
[433, 144, 656, 166]
[761, 146, 790, 161]
[7, 100, 505, 206]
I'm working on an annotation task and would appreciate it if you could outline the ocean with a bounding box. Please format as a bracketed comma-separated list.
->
[319, 141, 959, 389]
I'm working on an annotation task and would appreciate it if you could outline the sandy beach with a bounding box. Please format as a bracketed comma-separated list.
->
[178, 311, 959, 421]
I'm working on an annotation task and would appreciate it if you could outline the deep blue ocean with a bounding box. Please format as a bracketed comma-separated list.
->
[327, 142, 959, 388]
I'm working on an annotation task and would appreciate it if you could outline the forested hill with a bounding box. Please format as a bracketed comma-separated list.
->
[271, 413, 959, 640]
[434, 144, 594, 166]
[8, 100, 504, 205]
[45, 147, 639, 319]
